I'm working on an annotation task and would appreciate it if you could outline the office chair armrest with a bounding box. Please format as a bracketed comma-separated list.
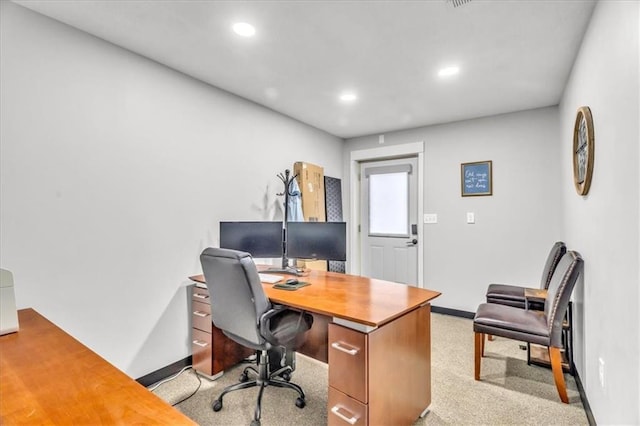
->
[260, 304, 288, 321]
[259, 304, 311, 347]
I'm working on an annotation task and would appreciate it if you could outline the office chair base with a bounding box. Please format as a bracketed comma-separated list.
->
[212, 350, 306, 424]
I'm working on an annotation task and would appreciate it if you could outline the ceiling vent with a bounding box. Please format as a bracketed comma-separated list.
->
[447, 0, 472, 7]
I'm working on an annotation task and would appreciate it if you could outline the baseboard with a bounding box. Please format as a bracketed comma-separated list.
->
[431, 305, 475, 319]
[136, 356, 192, 387]
[573, 367, 596, 426]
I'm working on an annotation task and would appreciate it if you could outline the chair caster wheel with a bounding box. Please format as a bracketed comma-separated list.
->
[250, 419, 260, 426]
[212, 400, 222, 412]
[239, 373, 249, 383]
[280, 371, 291, 382]
[295, 397, 306, 408]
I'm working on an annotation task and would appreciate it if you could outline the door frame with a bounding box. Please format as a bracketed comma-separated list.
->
[349, 141, 424, 288]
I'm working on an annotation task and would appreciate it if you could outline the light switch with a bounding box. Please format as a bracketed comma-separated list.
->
[424, 213, 438, 224]
[466, 212, 475, 224]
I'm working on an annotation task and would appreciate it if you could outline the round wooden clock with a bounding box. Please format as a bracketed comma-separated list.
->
[573, 106, 595, 195]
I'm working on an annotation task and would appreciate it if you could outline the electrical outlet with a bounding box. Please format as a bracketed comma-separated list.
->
[598, 357, 605, 388]
[466, 212, 475, 224]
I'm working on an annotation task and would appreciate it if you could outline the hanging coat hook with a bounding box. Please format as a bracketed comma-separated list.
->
[276, 169, 299, 196]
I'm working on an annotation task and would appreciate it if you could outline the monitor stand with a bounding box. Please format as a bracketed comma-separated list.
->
[261, 256, 304, 276]
[261, 266, 303, 277]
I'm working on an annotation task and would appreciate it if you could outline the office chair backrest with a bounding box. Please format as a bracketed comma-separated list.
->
[539, 241, 567, 290]
[543, 251, 582, 347]
[200, 248, 271, 348]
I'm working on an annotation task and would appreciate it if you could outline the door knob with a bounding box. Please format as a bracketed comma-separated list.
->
[406, 239, 418, 246]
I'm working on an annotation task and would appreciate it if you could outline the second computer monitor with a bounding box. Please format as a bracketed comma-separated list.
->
[286, 222, 346, 261]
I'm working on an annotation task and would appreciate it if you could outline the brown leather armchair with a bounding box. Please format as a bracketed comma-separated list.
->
[473, 251, 583, 403]
[485, 241, 566, 309]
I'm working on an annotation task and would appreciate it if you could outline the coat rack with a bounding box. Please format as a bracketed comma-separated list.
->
[268, 169, 301, 274]
[276, 169, 299, 225]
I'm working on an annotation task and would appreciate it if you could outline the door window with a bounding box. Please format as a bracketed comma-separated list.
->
[366, 165, 411, 237]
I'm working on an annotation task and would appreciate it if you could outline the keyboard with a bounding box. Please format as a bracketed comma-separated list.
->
[258, 273, 283, 284]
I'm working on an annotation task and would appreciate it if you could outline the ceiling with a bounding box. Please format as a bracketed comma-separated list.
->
[13, 0, 596, 139]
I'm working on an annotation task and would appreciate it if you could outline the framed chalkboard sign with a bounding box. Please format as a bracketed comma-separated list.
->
[461, 161, 492, 196]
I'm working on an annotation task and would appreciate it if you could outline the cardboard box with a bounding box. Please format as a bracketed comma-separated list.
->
[293, 162, 327, 271]
[296, 259, 328, 271]
[293, 162, 326, 222]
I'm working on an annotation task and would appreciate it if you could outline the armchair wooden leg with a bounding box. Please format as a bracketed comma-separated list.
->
[549, 346, 569, 403]
[487, 334, 494, 341]
[481, 332, 485, 357]
[474, 332, 482, 380]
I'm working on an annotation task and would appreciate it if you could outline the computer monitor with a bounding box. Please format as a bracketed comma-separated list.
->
[286, 222, 347, 261]
[219, 221, 283, 258]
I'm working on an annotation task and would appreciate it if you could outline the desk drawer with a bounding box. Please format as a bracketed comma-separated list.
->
[192, 328, 213, 376]
[192, 286, 210, 304]
[328, 323, 367, 403]
[192, 301, 211, 332]
[328, 387, 368, 426]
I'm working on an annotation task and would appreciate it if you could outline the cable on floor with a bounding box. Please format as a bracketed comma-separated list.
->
[240, 352, 258, 363]
[148, 365, 202, 406]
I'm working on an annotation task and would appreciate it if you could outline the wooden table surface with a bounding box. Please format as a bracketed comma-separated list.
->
[0, 308, 196, 425]
[190, 268, 441, 327]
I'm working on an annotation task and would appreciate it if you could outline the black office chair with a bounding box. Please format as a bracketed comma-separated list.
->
[200, 248, 313, 426]
[473, 251, 583, 403]
[485, 241, 567, 309]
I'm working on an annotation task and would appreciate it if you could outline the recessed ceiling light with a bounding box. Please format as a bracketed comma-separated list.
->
[233, 22, 256, 37]
[339, 92, 357, 102]
[438, 66, 460, 78]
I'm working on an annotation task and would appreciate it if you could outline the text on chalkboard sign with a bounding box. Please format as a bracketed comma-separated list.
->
[461, 161, 492, 196]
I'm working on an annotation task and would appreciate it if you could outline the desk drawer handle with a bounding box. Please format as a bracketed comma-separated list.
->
[193, 294, 209, 299]
[330, 405, 359, 424]
[192, 340, 208, 347]
[193, 311, 209, 317]
[331, 342, 359, 356]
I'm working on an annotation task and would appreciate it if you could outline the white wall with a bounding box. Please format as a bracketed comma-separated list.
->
[559, 1, 639, 424]
[0, 1, 343, 379]
[345, 107, 562, 311]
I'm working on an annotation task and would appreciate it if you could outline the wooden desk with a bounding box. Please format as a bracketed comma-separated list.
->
[0, 309, 195, 425]
[190, 269, 441, 426]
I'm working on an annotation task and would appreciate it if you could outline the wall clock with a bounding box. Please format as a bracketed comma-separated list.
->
[572, 106, 595, 195]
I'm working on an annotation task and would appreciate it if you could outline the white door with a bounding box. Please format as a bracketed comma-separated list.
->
[360, 157, 418, 285]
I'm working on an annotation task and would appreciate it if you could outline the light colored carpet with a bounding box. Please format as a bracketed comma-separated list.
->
[151, 313, 588, 425]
